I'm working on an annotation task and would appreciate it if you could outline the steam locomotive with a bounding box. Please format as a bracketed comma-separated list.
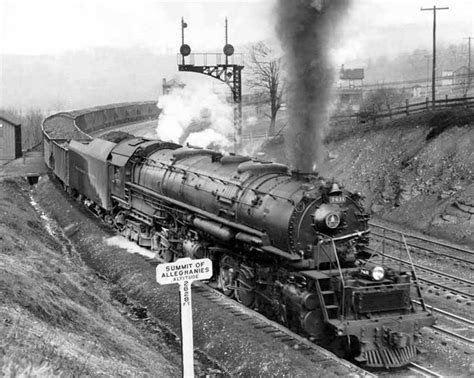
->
[44, 133, 434, 368]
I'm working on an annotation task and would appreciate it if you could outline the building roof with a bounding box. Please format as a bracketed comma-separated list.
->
[340, 68, 365, 80]
[0, 113, 21, 127]
[454, 65, 468, 74]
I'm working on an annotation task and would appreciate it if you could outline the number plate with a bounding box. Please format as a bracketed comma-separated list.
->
[329, 196, 346, 204]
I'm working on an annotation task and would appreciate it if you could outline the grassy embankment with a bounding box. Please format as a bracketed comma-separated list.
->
[0, 178, 179, 376]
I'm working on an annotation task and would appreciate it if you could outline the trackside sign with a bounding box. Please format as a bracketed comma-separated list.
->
[156, 257, 212, 285]
[156, 257, 213, 378]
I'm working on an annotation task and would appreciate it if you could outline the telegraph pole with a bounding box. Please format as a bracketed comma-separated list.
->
[421, 5, 449, 109]
[424, 54, 431, 96]
[464, 36, 472, 89]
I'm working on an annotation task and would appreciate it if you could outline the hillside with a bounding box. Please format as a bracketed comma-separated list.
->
[262, 109, 474, 247]
[0, 178, 179, 376]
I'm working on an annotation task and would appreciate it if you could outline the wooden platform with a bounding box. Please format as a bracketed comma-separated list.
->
[0, 151, 48, 178]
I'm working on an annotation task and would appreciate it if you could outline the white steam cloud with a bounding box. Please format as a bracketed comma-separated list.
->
[155, 81, 234, 151]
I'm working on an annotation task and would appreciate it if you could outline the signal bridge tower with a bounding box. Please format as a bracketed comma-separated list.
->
[177, 17, 244, 150]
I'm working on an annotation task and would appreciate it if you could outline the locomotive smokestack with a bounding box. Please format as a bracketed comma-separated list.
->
[276, 0, 351, 172]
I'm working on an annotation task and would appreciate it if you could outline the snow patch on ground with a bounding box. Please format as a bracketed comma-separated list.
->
[29, 195, 55, 237]
[104, 235, 156, 259]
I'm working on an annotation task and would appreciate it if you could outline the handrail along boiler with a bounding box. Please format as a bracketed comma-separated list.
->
[44, 130, 434, 368]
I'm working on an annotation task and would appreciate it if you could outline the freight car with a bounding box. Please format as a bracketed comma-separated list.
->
[43, 131, 434, 368]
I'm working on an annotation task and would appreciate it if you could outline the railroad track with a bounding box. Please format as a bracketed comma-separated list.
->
[368, 223, 473, 301]
[45, 180, 461, 374]
[407, 362, 443, 377]
[190, 283, 374, 376]
[370, 222, 474, 264]
[142, 257, 373, 376]
[366, 245, 473, 301]
[367, 223, 474, 347]
[47, 178, 373, 376]
[412, 300, 473, 344]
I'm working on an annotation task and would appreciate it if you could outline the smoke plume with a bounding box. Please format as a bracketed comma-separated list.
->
[155, 82, 233, 151]
[276, 0, 351, 172]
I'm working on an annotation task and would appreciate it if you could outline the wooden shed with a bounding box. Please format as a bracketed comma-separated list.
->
[0, 114, 22, 162]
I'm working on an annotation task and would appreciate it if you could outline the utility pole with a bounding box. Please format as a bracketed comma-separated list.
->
[464, 36, 472, 90]
[424, 54, 431, 96]
[421, 5, 449, 109]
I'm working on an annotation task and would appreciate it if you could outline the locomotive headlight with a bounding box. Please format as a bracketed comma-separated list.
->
[371, 266, 385, 281]
[325, 213, 340, 229]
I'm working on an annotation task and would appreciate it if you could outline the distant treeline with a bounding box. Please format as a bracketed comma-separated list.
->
[364, 43, 470, 84]
[0, 47, 176, 110]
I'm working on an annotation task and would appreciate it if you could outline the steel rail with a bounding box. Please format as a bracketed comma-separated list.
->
[367, 247, 474, 287]
[407, 362, 443, 377]
[370, 222, 474, 255]
[419, 276, 473, 299]
[431, 325, 473, 344]
[196, 285, 375, 376]
[412, 300, 474, 326]
[412, 301, 474, 345]
[366, 248, 473, 298]
[370, 230, 473, 263]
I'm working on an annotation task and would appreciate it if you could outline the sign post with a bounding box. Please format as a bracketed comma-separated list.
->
[156, 257, 213, 378]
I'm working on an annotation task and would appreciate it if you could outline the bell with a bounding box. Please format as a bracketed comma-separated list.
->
[329, 183, 341, 194]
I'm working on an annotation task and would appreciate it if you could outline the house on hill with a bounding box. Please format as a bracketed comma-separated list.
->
[0, 114, 22, 162]
[338, 65, 364, 88]
[453, 66, 469, 86]
[336, 65, 365, 113]
[441, 71, 454, 87]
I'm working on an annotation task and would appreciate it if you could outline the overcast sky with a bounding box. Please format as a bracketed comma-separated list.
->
[1, 0, 472, 62]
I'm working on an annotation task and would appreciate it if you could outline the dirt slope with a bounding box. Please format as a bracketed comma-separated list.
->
[263, 109, 474, 247]
[0, 178, 179, 376]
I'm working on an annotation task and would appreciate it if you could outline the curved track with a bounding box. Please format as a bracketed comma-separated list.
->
[49, 175, 373, 377]
[39, 103, 467, 375]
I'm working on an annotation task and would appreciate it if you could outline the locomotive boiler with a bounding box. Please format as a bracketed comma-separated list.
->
[57, 136, 434, 368]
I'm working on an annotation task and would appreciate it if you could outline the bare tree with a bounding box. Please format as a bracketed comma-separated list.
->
[362, 86, 406, 113]
[247, 42, 284, 135]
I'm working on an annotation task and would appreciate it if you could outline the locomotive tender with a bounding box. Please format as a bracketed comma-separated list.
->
[43, 115, 434, 368]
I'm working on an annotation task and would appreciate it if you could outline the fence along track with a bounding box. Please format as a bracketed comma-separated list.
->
[240, 95, 474, 142]
[332, 96, 474, 122]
